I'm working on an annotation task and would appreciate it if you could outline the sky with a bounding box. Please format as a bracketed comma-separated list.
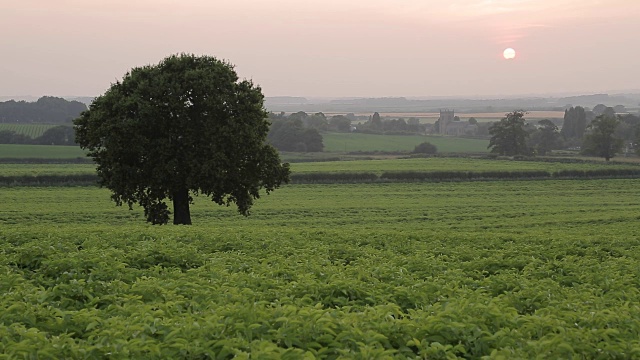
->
[1, 0, 639, 98]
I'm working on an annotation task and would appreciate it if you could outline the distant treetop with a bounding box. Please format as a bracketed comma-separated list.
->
[0, 96, 87, 124]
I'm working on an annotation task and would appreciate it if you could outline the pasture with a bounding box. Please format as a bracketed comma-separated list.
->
[2, 157, 639, 178]
[322, 133, 489, 153]
[1, 177, 640, 358]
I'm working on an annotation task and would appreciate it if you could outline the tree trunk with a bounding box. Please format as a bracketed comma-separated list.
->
[173, 188, 192, 225]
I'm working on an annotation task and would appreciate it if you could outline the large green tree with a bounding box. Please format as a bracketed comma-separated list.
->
[529, 119, 560, 156]
[488, 110, 530, 156]
[581, 115, 623, 161]
[74, 54, 290, 225]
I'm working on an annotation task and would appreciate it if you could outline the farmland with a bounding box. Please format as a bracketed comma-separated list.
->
[1, 177, 640, 358]
[322, 133, 489, 153]
[0, 144, 86, 159]
[2, 157, 639, 178]
[0, 124, 58, 138]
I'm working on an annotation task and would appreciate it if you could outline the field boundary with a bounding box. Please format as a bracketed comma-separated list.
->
[3, 169, 640, 186]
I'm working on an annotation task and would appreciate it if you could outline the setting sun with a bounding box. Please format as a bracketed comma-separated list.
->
[503, 48, 516, 60]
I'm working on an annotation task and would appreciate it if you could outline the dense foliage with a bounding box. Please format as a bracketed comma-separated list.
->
[1, 179, 640, 358]
[581, 115, 624, 161]
[412, 142, 438, 154]
[74, 54, 290, 225]
[560, 106, 590, 140]
[487, 111, 530, 156]
[267, 117, 324, 152]
[0, 96, 86, 124]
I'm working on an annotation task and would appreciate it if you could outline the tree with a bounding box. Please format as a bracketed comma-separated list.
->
[371, 112, 382, 130]
[0, 96, 87, 123]
[35, 125, 76, 145]
[329, 115, 352, 132]
[487, 111, 530, 156]
[74, 54, 290, 225]
[561, 106, 587, 139]
[268, 119, 323, 152]
[581, 115, 623, 161]
[529, 119, 560, 156]
[468, 117, 478, 125]
[592, 104, 607, 116]
[412, 142, 437, 154]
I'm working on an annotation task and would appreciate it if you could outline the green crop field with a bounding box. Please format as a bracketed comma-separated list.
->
[2, 157, 638, 178]
[0, 124, 58, 138]
[1, 178, 640, 358]
[322, 133, 489, 153]
[0, 144, 87, 159]
[290, 157, 640, 174]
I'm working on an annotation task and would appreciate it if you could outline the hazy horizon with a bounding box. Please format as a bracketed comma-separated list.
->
[2, 0, 639, 99]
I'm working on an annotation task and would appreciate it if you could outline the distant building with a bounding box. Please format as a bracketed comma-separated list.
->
[439, 109, 455, 135]
[439, 109, 477, 136]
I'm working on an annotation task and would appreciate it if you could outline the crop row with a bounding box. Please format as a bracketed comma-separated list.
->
[0, 124, 57, 138]
[1, 180, 640, 357]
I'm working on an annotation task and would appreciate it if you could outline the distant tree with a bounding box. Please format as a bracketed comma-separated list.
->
[268, 119, 323, 152]
[453, 116, 461, 121]
[581, 115, 623, 161]
[329, 115, 352, 132]
[468, 117, 478, 125]
[412, 142, 438, 154]
[603, 107, 616, 118]
[0, 96, 87, 123]
[288, 111, 308, 123]
[561, 106, 587, 139]
[613, 105, 627, 113]
[592, 104, 608, 116]
[0, 130, 33, 144]
[371, 112, 382, 130]
[488, 111, 530, 156]
[529, 119, 560, 156]
[74, 54, 290, 225]
[307, 112, 328, 130]
[35, 125, 76, 145]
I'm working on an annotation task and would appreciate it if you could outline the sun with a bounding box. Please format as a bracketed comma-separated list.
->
[503, 48, 516, 60]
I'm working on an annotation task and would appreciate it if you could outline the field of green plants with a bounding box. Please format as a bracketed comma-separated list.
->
[0, 144, 86, 159]
[2, 177, 640, 358]
[0, 124, 57, 138]
[4, 157, 638, 177]
[322, 133, 489, 153]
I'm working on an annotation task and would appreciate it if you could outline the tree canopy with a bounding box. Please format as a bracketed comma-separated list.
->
[0, 97, 87, 123]
[488, 111, 530, 156]
[581, 115, 623, 161]
[74, 54, 290, 225]
[529, 119, 560, 156]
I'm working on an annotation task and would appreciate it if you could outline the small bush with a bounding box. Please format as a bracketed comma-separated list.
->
[412, 142, 438, 154]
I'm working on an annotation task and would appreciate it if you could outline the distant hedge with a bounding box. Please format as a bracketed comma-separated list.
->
[0, 174, 99, 186]
[3, 169, 640, 186]
[290, 172, 378, 183]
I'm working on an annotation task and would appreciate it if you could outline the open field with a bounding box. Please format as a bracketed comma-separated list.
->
[0, 144, 86, 158]
[0, 135, 489, 158]
[0, 124, 58, 138]
[323, 133, 489, 153]
[3, 157, 639, 178]
[1, 179, 640, 357]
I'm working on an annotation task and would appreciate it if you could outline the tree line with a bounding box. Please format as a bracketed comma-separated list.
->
[0, 126, 77, 145]
[488, 106, 639, 161]
[0, 97, 87, 123]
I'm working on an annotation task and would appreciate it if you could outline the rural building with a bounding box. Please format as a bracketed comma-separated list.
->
[439, 109, 478, 136]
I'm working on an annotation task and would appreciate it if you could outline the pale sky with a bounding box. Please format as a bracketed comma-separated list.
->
[1, 0, 639, 98]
